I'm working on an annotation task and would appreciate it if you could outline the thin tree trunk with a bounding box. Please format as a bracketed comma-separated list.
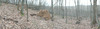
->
[39, 0, 41, 10]
[17, 0, 20, 10]
[51, 0, 54, 21]
[90, 0, 92, 21]
[59, 0, 60, 15]
[90, 0, 94, 28]
[65, 0, 67, 23]
[0, 0, 1, 6]
[61, 0, 64, 18]
[26, 0, 29, 22]
[20, 0, 24, 16]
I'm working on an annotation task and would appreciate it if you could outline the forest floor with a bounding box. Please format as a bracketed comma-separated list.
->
[0, 3, 98, 29]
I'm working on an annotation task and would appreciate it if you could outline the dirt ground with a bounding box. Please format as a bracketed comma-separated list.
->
[0, 3, 97, 29]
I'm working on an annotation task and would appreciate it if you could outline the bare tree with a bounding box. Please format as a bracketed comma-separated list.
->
[0, 0, 1, 6]
[17, 0, 20, 10]
[26, 0, 28, 22]
[65, 0, 67, 23]
[39, 0, 41, 10]
[20, 0, 24, 16]
[58, 0, 64, 17]
[75, 0, 81, 24]
[91, 0, 97, 28]
[74, 0, 77, 23]
[90, 0, 93, 20]
[51, 0, 54, 21]
[60, 0, 64, 18]
[58, 0, 61, 15]
[90, 0, 94, 28]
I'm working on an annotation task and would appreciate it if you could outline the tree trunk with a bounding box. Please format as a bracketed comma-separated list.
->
[65, 0, 67, 23]
[20, 0, 24, 16]
[0, 0, 1, 6]
[26, 0, 29, 22]
[91, 0, 97, 28]
[75, 0, 81, 24]
[51, 0, 54, 21]
[61, 0, 64, 18]
[6, 0, 8, 4]
[39, 0, 41, 10]
[90, 0, 93, 21]
[17, 0, 20, 10]
[58, 0, 60, 15]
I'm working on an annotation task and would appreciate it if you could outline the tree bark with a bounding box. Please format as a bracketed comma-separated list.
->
[91, 0, 97, 28]
[65, 0, 67, 23]
[51, 0, 54, 21]
[26, 0, 29, 22]
[20, 0, 24, 16]
[75, 0, 81, 24]
[17, 0, 20, 10]
[39, 0, 41, 10]
[0, 0, 1, 6]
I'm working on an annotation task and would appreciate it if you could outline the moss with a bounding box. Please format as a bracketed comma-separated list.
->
[20, 9, 24, 16]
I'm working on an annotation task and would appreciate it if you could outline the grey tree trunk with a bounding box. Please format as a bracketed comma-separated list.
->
[90, 0, 94, 28]
[75, 0, 81, 24]
[20, 0, 24, 16]
[0, 0, 1, 6]
[51, 0, 54, 21]
[39, 0, 41, 10]
[17, 0, 20, 10]
[65, 0, 67, 23]
[90, 0, 93, 21]
[58, 0, 60, 15]
[61, 0, 64, 18]
[91, 0, 97, 28]
[26, 0, 28, 22]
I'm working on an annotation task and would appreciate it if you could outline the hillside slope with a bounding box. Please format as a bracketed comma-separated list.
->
[0, 3, 96, 29]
